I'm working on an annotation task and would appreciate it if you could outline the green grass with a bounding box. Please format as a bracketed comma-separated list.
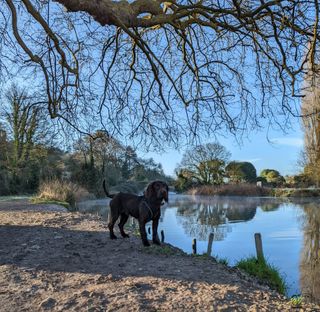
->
[192, 252, 210, 259]
[235, 257, 287, 295]
[215, 255, 229, 265]
[30, 197, 70, 209]
[0, 195, 31, 202]
[289, 295, 304, 307]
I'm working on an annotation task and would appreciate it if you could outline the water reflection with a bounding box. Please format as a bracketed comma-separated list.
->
[169, 195, 282, 240]
[300, 202, 320, 304]
[176, 201, 231, 241]
[77, 195, 320, 302]
[259, 202, 282, 212]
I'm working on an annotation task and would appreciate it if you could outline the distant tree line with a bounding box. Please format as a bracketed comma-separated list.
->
[69, 130, 172, 195]
[0, 87, 171, 196]
[174, 142, 310, 192]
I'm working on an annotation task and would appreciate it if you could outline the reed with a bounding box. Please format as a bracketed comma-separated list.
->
[187, 184, 272, 196]
[32, 179, 91, 210]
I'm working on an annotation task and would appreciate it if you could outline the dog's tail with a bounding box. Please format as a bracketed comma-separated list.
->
[103, 180, 115, 199]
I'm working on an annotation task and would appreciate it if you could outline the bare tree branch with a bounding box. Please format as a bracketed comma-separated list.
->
[0, 0, 319, 147]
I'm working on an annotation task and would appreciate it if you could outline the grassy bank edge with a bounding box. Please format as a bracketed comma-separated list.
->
[150, 245, 310, 307]
[144, 244, 288, 297]
[186, 184, 320, 197]
[235, 256, 287, 295]
[30, 197, 71, 209]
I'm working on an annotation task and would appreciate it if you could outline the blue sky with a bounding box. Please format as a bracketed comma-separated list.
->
[1, 2, 306, 178]
[142, 119, 304, 178]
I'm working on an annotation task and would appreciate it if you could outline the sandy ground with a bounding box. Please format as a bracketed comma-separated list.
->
[0, 199, 319, 311]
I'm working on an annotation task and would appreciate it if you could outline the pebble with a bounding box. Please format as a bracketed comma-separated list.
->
[39, 297, 56, 310]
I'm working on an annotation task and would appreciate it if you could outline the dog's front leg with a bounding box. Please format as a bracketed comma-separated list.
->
[139, 220, 150, 247]
[152, 217, 161, 245]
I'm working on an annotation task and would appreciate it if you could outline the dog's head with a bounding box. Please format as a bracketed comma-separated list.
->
[144, 181, 169, 203]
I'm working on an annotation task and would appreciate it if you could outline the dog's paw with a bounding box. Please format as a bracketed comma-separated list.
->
[153, 239, 161, 245]
[110, 235, 118, 239]
[143, 241, 151, 247]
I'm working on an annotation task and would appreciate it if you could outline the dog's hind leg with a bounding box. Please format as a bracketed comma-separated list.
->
[108, 211, 119, 239]
[118, 213, 130, 238]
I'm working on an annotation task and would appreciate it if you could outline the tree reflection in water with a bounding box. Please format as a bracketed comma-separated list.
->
[172, 196, 262, 241]
[300, 203, 320, 304]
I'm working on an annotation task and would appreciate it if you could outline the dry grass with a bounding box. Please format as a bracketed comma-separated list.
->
[187, 184, 272, 196]
[272, 188, 320, 197]
[33, 179, 92, 210]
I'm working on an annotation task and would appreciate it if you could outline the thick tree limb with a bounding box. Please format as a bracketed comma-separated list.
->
[1, 0, 320, 146]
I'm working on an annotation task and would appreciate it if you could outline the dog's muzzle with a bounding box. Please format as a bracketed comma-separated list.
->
[160, 190, 168, 204]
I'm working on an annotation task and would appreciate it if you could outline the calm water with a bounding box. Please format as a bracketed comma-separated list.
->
[78, 194, 320, 302]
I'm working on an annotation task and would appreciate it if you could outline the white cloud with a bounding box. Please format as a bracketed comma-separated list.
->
[270, 137, 303, 148]
[237, 158, 261, 163]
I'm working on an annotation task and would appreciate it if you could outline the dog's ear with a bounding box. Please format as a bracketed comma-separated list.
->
[144, 181, 155, 200]
[164, 184, 169, 203]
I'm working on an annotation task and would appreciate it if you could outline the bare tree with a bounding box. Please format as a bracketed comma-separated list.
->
[0, 85, 55, 191]
[1, 0, 319, 146]
[301, 56, 320, 186]
[176, 142, 231, 184]
[1, 86, 44, 168]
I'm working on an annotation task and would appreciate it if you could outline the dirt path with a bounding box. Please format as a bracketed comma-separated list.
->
[0, 199, 319, 311]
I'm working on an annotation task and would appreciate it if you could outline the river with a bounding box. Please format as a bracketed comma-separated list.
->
[78, 194, 320, 302]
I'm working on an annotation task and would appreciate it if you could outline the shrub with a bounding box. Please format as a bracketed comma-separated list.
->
[33, 179, 92, 210]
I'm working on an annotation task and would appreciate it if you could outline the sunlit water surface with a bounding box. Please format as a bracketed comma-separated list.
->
[78, 194, 320, 302]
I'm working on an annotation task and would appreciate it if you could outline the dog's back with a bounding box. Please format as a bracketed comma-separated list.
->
[110, 192, 143, 218]
[103, 180, 142, 218]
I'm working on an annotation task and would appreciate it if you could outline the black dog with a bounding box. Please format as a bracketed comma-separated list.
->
[103, 180, 169, 246]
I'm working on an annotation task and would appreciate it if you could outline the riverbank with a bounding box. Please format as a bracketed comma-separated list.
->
[272, 188, 320, 197]
[186, 184, 270, 196]
[1, 199, 319, 311]
[186, 184, 320, 198]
